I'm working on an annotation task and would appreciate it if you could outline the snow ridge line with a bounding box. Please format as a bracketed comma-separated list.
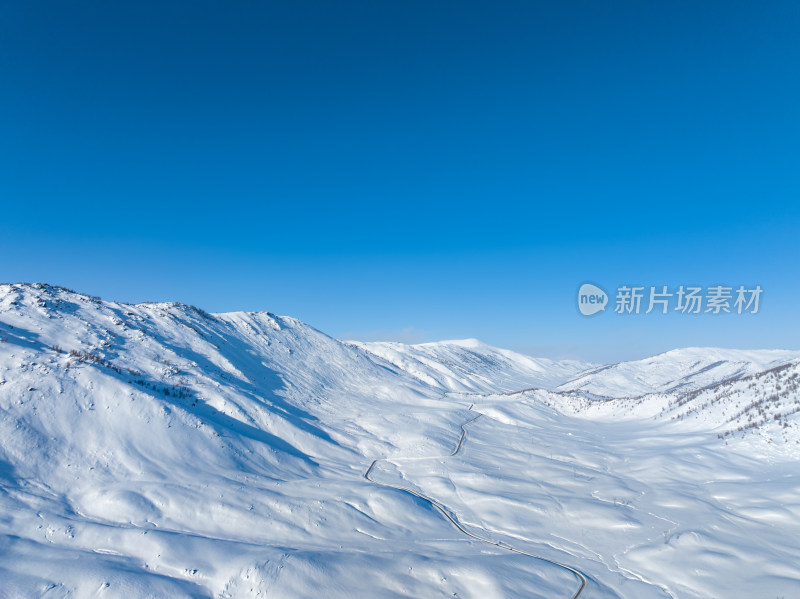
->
[364, 404, 588, 599]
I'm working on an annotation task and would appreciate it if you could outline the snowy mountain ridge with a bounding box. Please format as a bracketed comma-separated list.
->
[348, 338, 594, 394]
[5, 282, 794, 402]
[350, 340, 800, 400]
[556, 346, 800, 399]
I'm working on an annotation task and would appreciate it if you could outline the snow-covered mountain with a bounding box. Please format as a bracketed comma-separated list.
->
[0, 284, 458, 597]
[1, 283, 799, 599]
[556, 346, 800, 399]
[549, 357, 800, 444]
[349, 338, 593, 394]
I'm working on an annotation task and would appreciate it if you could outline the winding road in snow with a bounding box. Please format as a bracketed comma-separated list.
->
[364, 405, 588, 599]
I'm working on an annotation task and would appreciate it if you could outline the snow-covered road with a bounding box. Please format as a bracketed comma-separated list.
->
[364, 404, 588, 599]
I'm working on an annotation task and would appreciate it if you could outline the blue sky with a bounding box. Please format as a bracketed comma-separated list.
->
[1, 1, 798, 362]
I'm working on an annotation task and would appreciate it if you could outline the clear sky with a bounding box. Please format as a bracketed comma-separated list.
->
[2, 1, 798, 362]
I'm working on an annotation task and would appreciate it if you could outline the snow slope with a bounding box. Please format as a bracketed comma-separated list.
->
[408, 391, 800, 599]
[1, 283, 799, 599]
[350, 338, 593, 393]
[556, 347, 800, 398]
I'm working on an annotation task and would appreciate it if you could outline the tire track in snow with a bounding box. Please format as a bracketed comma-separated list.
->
[364, 405, 588, 598]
